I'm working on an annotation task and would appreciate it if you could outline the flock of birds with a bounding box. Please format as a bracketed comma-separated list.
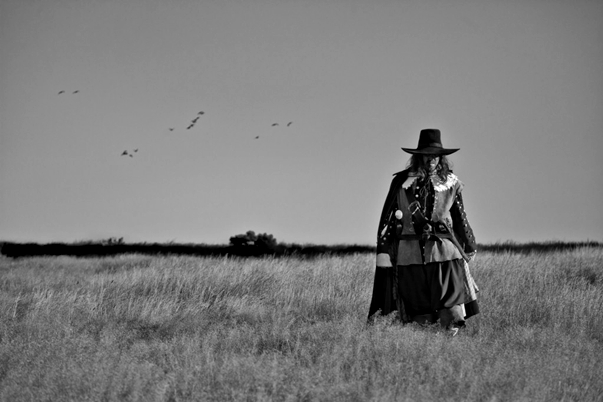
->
[255, 121, 293, 139]
[121, 149, 138, 158]
[183, 111, 204, 131]
[57, 89, 294, 158]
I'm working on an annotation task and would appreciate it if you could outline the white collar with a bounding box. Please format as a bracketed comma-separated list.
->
[402, 172, 458, 192]
[431, 173, 458, 192]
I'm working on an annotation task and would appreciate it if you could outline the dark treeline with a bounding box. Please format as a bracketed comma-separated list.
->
[0, 240, 601, 259]
[477, 240, 602, 254]
[0, 241, 375, 259]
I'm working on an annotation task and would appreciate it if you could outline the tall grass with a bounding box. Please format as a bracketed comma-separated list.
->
[1, 248, 602, 401]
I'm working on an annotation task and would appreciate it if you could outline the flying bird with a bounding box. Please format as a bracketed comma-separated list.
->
[198, 111, 204, 115]
[254, 136, 260, 139]
[192, 117, 199, 123]
[169, 128, 174, 131]
[287, 122, 293, 127]
[121, 150, 129, 156]
[272, 123, 279, 126]
[58, 90, 65, 95]
[133, 149, 138, 153]
[72, 90, 79, 94]
[187, 124, 193, 130]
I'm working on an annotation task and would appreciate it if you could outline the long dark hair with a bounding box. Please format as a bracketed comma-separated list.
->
[406, 154, 452, 181]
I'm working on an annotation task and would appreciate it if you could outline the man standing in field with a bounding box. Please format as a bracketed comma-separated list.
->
[368, 128, 479, 335]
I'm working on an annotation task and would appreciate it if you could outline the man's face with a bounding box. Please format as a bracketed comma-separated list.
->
[422, 155, 440, 172]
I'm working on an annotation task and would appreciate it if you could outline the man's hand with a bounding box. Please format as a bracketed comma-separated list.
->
[466, 251, 477, 262]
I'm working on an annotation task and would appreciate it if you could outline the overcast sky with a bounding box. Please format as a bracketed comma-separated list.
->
[1, 0, 601, 245]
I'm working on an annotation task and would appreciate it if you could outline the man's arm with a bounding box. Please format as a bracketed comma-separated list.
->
[450, 192, 477, 254]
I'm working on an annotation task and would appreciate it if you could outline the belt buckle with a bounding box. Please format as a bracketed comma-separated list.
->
[422, 223, 433, 241]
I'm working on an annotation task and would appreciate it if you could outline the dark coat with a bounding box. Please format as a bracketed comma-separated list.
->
[368, 169, 479, 321]
[376, 169, 476, 265]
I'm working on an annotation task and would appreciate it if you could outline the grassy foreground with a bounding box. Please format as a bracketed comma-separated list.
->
[1, 248, 602, 401]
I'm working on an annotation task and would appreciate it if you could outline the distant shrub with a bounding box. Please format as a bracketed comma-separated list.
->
[229, 231, 258, 247]
[229, 231, 278, 254]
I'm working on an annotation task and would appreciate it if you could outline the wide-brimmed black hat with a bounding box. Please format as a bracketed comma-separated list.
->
[401, 128, 459, 155]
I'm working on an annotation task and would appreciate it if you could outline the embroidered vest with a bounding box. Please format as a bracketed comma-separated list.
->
[396, 173, 464, 265]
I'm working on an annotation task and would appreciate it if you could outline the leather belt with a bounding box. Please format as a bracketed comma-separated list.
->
[405, 200, 470, 263]
[398, 231, 470, 263]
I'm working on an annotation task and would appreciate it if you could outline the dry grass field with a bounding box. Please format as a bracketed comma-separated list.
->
[1, 247, 602, 401]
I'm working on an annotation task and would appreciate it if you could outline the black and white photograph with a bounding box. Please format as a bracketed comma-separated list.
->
[1, 0, 601, 400]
